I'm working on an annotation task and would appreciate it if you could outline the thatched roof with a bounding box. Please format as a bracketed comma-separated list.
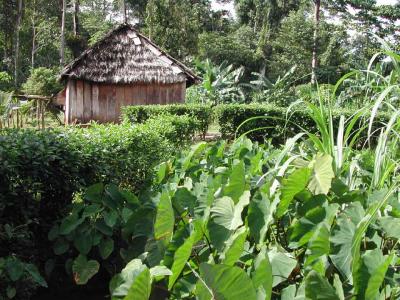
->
[60, 24, 201, 86]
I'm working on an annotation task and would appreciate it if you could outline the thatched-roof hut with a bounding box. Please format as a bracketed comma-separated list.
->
[57, 24, 201, 124]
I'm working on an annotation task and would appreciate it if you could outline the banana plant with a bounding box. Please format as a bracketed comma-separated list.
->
[195, 59, 246, 104]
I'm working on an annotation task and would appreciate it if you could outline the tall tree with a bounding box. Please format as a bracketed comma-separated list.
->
[30, 0, 37, 68]
[1, 0, 17, 74]
[73, 0, 80, 36]
[311, 0, 320, 84]
[126, 0, 148, 26]
[14, 0, 23, 87]
[60, 0, 66, 65]
[145, 0, 211, 60]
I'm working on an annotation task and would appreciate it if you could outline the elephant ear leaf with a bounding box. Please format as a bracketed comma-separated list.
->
[305, 270, 341, 300]
[277, 167, 311, 217]
[72, 255, 100, 285]
[308, 154, 334, 195]
[353, 249, 393, 300]
[124, 268, 151, 300]
[223, 161, 246, 204]
[154, 191, 175, 245]
[197, 263, 257, 300]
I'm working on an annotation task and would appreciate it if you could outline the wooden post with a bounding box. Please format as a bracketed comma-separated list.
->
[37, 100, 40, 129]
[41, 100, 45, 129]
[16, 109, 19, 128]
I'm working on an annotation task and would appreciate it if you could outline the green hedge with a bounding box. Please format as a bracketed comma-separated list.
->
[122, 103, 390, 144]
[121, 104, 213, 137]
[214, 104, 391, 143]
[0, 114, 197, 297]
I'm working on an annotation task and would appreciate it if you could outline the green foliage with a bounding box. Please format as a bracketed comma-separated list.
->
[269, 8, 349, 83]
[21, 67, 62, 96]
[213, 103, 391, 143]
[0, 71, 12, 91]
[71, 133, 399, 299]
[0, 256, 47, 299]
[145, 0, 209, 60]
[194, 60, 246, 104]
[0, 115, 197, 297]
[251, 66, 298, 106]
[197, 26, 261, 74]
[122, 104, 212, 138]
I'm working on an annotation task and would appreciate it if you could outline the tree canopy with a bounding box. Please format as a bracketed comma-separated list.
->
[0, 0, 399, 91]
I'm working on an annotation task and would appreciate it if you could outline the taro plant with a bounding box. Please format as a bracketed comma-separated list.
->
[107, 138, 400, 299]
[54, 136, 400, 299]
[49, 183, 155, 285]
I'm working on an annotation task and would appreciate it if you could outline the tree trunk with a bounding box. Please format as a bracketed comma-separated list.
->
[73, 0, 79, 36]
[60, 0, 66, 65]
[32, 24, 36, 68]
[14, 0, 23, 87]
[31, 0, 37, 68]
[122, 0, 127, 23]
[311, 0, 321, 85]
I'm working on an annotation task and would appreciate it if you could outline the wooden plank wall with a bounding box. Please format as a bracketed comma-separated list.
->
[66, 80, 186, 124]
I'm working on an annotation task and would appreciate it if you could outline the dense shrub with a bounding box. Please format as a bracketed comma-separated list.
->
[0, 115, 196, 298]
[121, 104, 213, 138]
[214, 103, 391, 143]
[0, 71, 13, 91]
[21, 67, 62, 96]
[0, 256, 47, 299]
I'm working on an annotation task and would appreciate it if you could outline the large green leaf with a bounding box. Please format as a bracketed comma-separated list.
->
[59, 214, 84, 235]
[154, 191, 175, 245]
[72, 255, 100, 285]
[277, 167, 311, 218]
[99, 237, 114, 259]
[124, 268, 151, 300]
[353, 249, 393, 300]
[82, 204, 103, 218]
[378, 216, 400, 239]
[164, 226, 190, 268]
[25, 264, 48, 288]
[113, 259, 147, 297]
[6, 258, 24, 281]
[53, 238, 69, 255]
[168, 235, 195, 289]
[198, 263, 257, 300]
[73, 232, 93, 255]
[281, 285, 296, 300]
[268, 248, 297, 287]
[210, 191, 250, 231]
[222, 227, 247, 266]
[223, 161, 246, 204]
[252, 248, 272, 300]
[304, 223, 330, 269]
[305, 270, 341, 300]
[85, 183, 104, 202]
[103, 210, 118, 228]
[289, 203, 336, 250]
[351, 188, 395, 280]
[247, 187, 273, 246]
[330, 202, 364, 282]
[172, 187, 197, 216]
[308, 154, 334, 195]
